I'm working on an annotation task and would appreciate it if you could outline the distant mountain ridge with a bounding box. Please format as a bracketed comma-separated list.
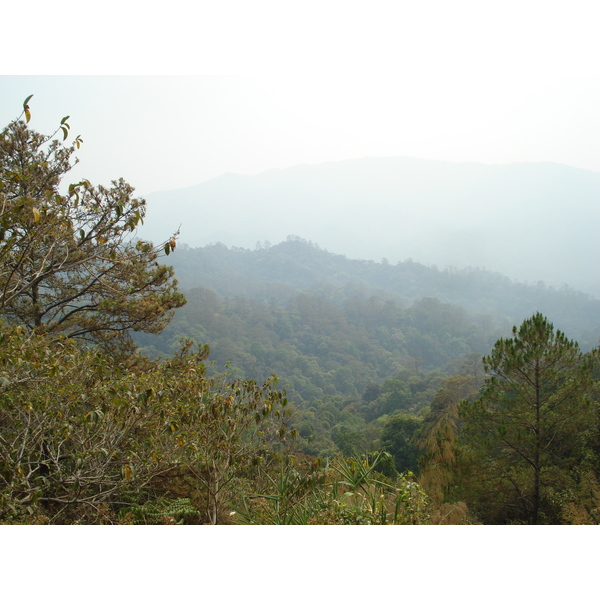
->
[139, 156, 600, 297]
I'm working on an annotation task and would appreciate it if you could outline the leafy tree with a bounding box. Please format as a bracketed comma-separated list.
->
[149, 341, 295, 525]
[459, 313, 598, 524]
[416, 374, 478, 523]
[0, 99, 306, 526]
[380, 413, 423, 473]
[332, 426, 368, 456]
[0, 323, 167, 523]
[378, 379, 413, 415]
[0, 97, 185, 351]
[0, 324, 296, 524]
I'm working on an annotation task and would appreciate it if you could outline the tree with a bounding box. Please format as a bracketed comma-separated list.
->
[0, 325, 296, 524]
[459, 313, 598, 524]
[144, 341, 295, 525]
[0, 97, 185, 351]
[416, 374, 478, 524]
[380, 412, 423, 473]
[0, 323, 168, 523]
[0, 99, 299, 525]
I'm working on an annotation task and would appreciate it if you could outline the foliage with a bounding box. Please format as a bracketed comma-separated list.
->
[3, 100, 598, 526]
[160, 239, 600, 349]
[133, 240, 600, 470]
[0, 100, 299, 525]
[458, 313, 599, 524]
[415, 374, 479, 523]
[118, 496, 200, 525]
[380, 413, 423, 473]
[135, 285, 480, 410]
[0, 322, 296, 524]
[0, 323, 161, 523]
[148, 341, 296, 524]
[233, 452, 429, 525]
[0, 98, 185, 352]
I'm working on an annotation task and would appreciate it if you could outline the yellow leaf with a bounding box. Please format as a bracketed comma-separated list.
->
[32, 207, 41, 223]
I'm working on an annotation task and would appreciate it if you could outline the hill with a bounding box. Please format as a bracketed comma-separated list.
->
[133, 239, 600, 456]
[135, 240, 600, 407]
[159, 238, 600, 348]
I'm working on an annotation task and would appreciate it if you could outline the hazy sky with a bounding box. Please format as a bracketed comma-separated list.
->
[2, 0, 598, 196]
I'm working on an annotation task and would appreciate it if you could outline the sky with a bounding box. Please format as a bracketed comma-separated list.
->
[2, 0, 599, 196]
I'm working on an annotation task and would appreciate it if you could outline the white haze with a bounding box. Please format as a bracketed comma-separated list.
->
[2, 1, 599, 191]
[1, 0, 599, 293]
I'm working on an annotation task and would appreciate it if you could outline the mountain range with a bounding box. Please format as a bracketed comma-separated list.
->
[139, 156, 600, 297]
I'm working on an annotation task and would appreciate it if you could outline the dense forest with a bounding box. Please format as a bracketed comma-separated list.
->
[135, 239, 600, 462]
[2, 99, 599, 524]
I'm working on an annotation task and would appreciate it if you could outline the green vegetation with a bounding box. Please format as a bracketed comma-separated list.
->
[0, 101, 185, 354]
[233, 452, 428, 525]
[158, 238, 600, 349]
[0, 100, 296, 524]
[457, 313, 599, 524]
[1, 99, 598, 524]
[415, 318, 600, 524]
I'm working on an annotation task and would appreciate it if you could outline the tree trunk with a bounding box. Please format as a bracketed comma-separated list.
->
[532, 362, 541, 525]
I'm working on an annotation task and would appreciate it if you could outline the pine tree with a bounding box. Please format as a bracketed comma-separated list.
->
[459, 312, 597, 524]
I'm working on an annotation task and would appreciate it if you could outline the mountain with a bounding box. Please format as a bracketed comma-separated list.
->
[139, 156, 600, 297]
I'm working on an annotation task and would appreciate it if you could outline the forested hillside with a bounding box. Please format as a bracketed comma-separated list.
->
[137, 239, 600, 383]
[134, 238, 600, 461]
